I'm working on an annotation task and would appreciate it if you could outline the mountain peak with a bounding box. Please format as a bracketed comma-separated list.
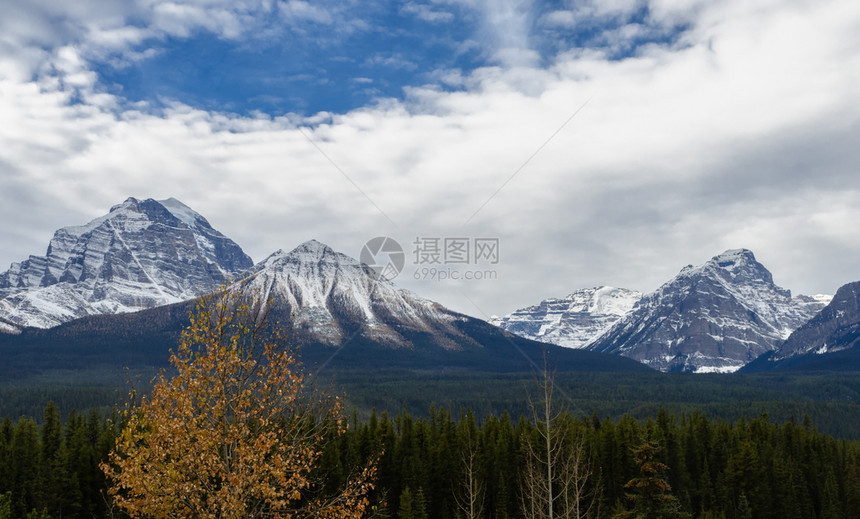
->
[0, 198, 253, 331]
[258, 241, 349, 270]
[110, 197, 140, 212]
[292, 239, 334, 256]
[589, 249, 823, 372]
[241, 241, 461, 347]
[711, 248, 755, 265]
[686, 248, 776, 286]
[491, 286, 643, 349]
[158, 197, 208, 227]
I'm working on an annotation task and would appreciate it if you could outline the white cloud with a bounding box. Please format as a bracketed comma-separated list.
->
[279, 0, 334, 25]
[401, 2, 456, 23]
[477, 0, 537, 66]
[365, 54, 418, 71]
[1, 0, 859, 317]
[541, 10, 577, 28]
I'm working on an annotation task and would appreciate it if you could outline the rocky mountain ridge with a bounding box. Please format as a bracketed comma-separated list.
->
[490, 286, 643, 349]
[0, 197, 252, 332]
[586, 249, 828, 373]
[772, 281, 860, 360]
[237, 240, 471, 349]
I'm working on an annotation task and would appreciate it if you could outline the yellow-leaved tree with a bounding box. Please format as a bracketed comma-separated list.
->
[101, 286, 376, 518]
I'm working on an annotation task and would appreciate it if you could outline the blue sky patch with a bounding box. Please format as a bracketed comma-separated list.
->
[88, 1, 689, 117]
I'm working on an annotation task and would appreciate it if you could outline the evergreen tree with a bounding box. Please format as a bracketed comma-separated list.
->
[736, 493, 752, 519]
[399, 486, 414, 519]
[0, 492, 10, 519]
[819, 470, 842, 519]
[614, 440, 690, 519]
[414, 487, 429, 519]
[10, 418, 39, 518]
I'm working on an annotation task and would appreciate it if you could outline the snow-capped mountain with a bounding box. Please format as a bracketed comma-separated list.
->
[0, 238, 651, 374]
[587, 249, 828, 373]
[770, 281, 860, 360]
[238, 240, 476, 348]
[490, 287, 642, 349]
[0, 197, 253, 332]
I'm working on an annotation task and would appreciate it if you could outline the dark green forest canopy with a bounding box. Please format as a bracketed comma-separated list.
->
[4, 369, 860, 438]
[2, 402, 860, 519]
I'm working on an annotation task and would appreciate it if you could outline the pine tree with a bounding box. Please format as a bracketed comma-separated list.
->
[614, 440, 690, 519]
[0, 492, 11, 519]
[39, 402, 64, 517]
[399, 486, 414, 519]
[414, 487, 429, 519]
[819, 470, 842, 519]
[10, 418, 39, 518]
[735, 493, 752, 519]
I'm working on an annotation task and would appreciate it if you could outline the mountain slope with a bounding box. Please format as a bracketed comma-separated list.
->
[773, 281, 860, 359]
[238, 240, 466, 348]
[490, 286, 642, 349]
[588, 249, 826, 373]
[235, 241, 650, 373]
[741, 281, 860, 372]
[0, 240, 652, 376]
[0, 197, 253, 332]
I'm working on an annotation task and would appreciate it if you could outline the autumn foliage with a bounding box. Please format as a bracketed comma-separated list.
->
[101, 287, 375, 518]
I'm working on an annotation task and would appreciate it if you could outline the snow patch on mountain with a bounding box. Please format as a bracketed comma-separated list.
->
[238, 240, 466, 348]
[490, 286, 642, 349]
[588, 249, 827, 373]
[770, 280, 860, 360]
[0, 197, 253, 332]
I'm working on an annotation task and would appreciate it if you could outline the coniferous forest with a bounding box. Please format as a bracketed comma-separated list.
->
[2, 401, 860, 519]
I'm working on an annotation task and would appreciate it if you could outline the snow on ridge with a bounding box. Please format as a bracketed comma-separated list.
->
[242, 240, 462, 346]
[0, 197, 252, 331]
[491, 286, 643, 349]
[812, 294, 834, 305]
[588, 248, 827, 372]
[158, 197, 205, 227]
[61, 198, 145, 237]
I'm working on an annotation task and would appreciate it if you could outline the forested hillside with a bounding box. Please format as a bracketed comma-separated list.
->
[2, 403, 859, 518]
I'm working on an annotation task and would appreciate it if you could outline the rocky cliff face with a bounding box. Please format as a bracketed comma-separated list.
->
[490, 286, 642, 349]
[772, 281, 860, 359]
[587, 249, 826, 373]
[0, 197, 253, 332]
[238, 240, 473, 348]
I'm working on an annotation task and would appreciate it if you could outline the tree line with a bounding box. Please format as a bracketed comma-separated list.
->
[4, 288, 859, 518]
[3, 402, 859, 518]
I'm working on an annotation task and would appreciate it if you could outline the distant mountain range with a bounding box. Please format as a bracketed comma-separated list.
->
[741, 281, 860, 373]
[587, 249, 828, 372]
[496, 250, 837, 373]
[490, 287, 642, 349]
[0, 200, 647, 375]
[1, 198, 858, 374]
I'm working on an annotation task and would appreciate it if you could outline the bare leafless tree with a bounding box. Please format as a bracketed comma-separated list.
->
[454, 428, 485, 519]
[520, 353, 600, 519]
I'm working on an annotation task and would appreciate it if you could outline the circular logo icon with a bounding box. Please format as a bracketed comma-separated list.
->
[360, 236, 405, 281]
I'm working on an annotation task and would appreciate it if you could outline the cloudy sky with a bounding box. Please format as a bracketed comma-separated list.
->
[1, 0, 859, 318]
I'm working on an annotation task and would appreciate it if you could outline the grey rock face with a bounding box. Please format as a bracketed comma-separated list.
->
[587, 249, 827, 373]
[773, 281, 860, 359]
[490, 287, 642, 349]
[0, 197, 253, 332]
[239, 240, 472, 348]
